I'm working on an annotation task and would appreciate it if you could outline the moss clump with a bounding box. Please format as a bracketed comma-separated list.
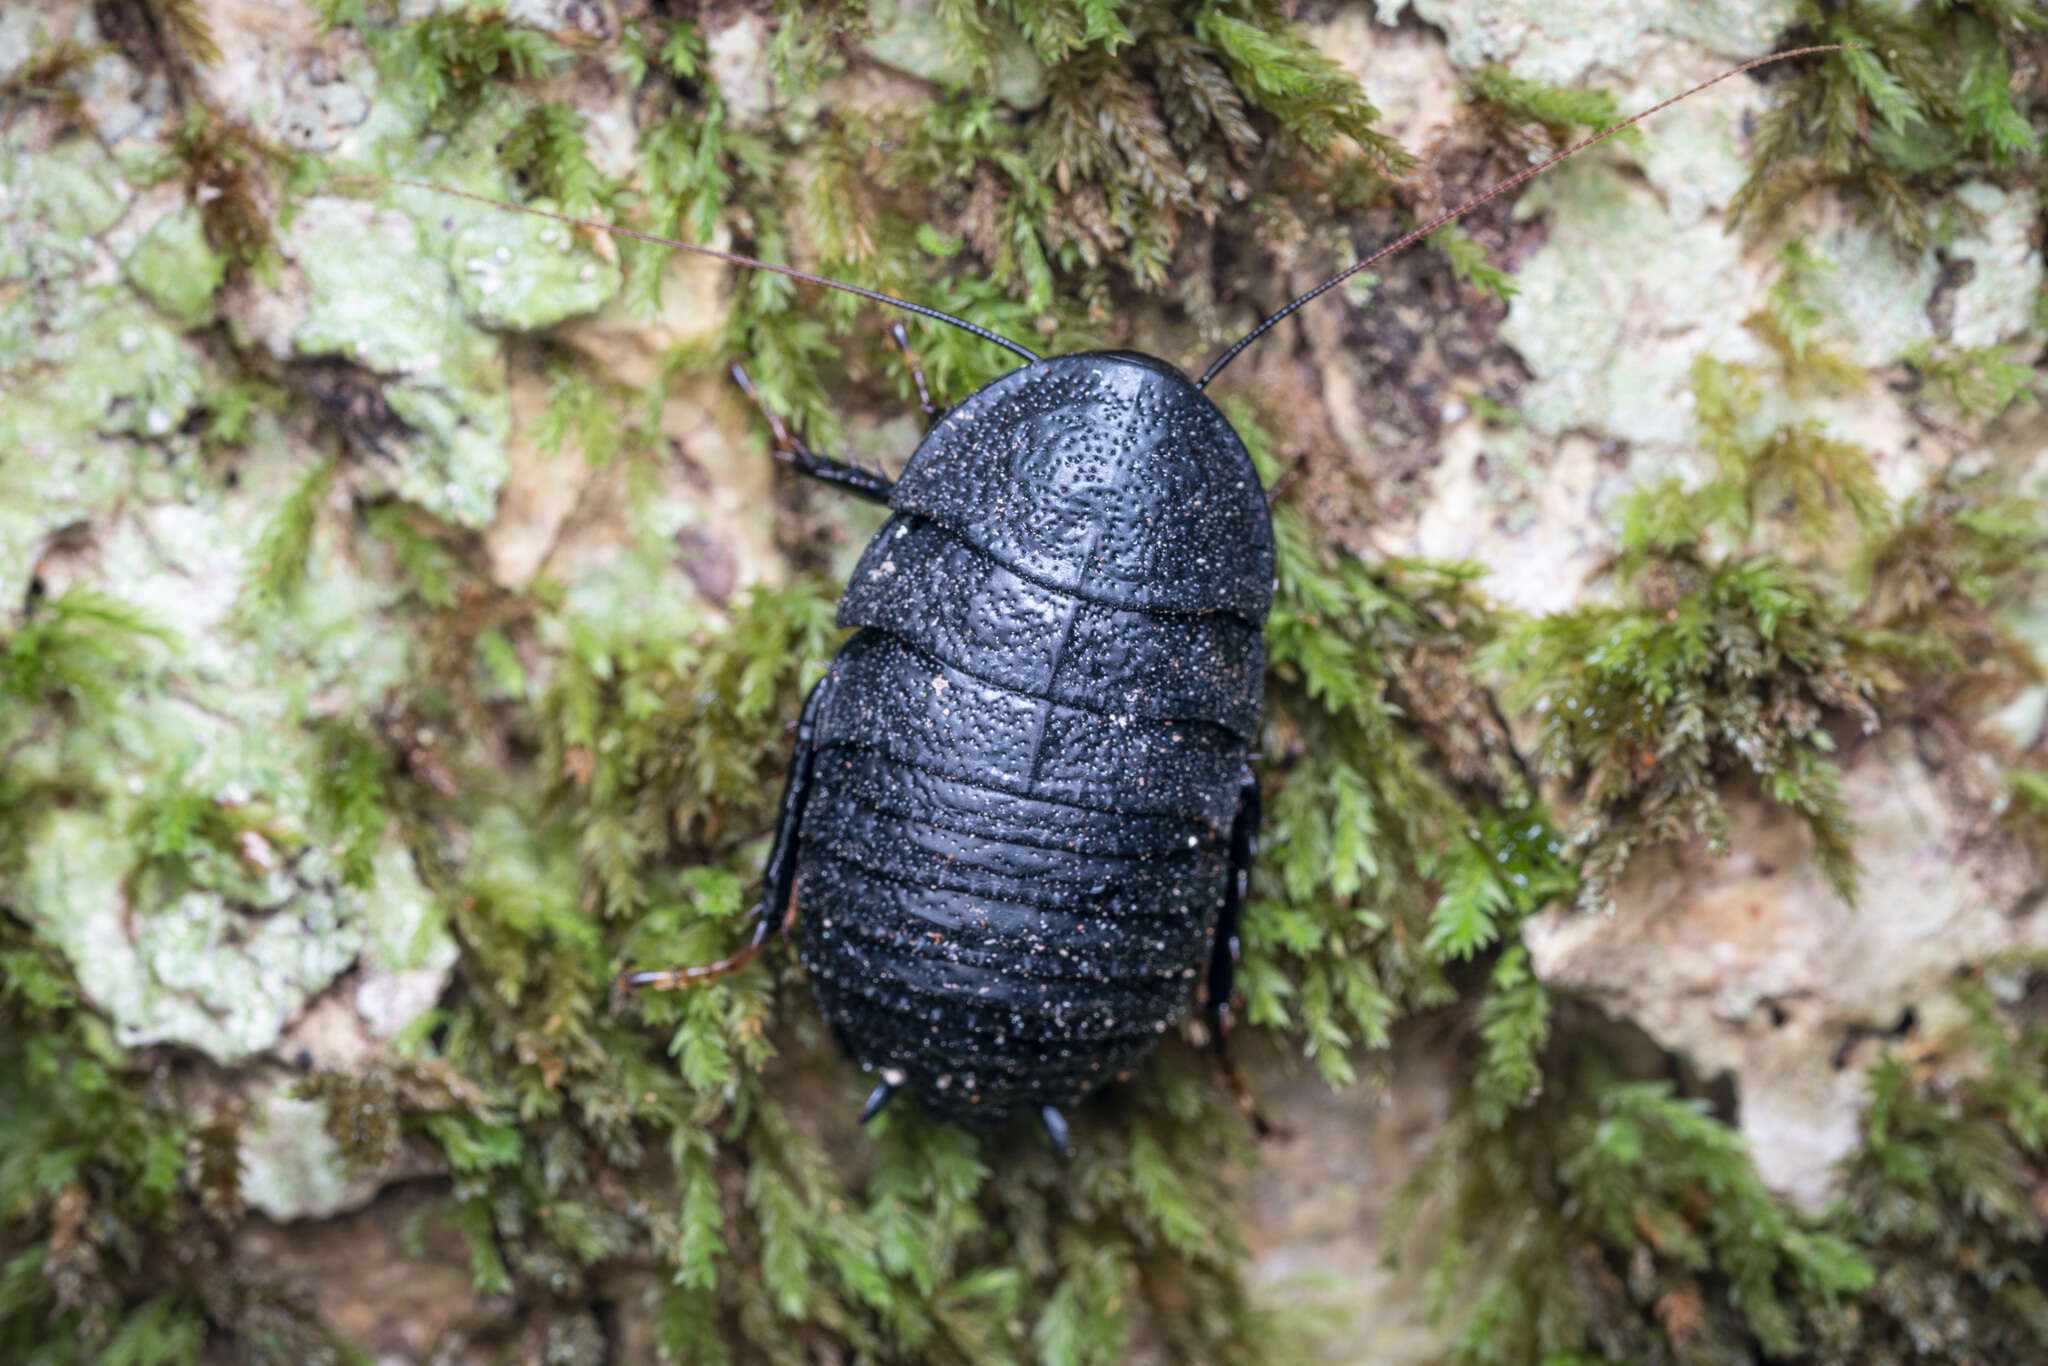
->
[1831, 986, 2048, 1365]
[0, 41, 112, 126]
[1402, 1038, 1876, 1365]
[1489, 349, 1938, 912]
[1860, 478, 2046, 730]
[156, 103, 288, 279]
[237, 459, 334, 620]
[0, 589, 170, 880]
[315, 1, 566, 125]
[1466, 65, 1638, 152]
[1734, 2, 2048, 253]
[0, 917, 357, 1365]
[321, 0, 1413, 443]
[1902, 338, 2040, 418]
[1403, 978, 2048, 1366]
[1252, 498, 1572, 1089]
[498, 101, 613, 217]
[137, 0, 223, 72]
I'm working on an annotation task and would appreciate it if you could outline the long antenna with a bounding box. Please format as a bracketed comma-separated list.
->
[341, 177, 1043, 365]
[1194, 44, 1852, 390]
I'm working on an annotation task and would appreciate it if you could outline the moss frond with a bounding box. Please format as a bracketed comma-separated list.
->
[0, 915, 354, 1362]
[0, 40, 114, 124]
[1191, 4, 1405, 168]
[1493, 552, 1897, 910]
[0, 589, 170, 721]
[1733, 2, 2048, 253]
[238, 459, 334, 619]
[499, 101, 613, 216]
[142, 0, 222, 70]
[1431, 221, 1519, 302]
[1467, 64, 1640, 149]
[1401, 1041, 1877, 1365]
[167, 103, 284, 277]
[1904, 338, 2040, 418]
[1247, 485, 1567, 1088]
[379, 9, 566, 125]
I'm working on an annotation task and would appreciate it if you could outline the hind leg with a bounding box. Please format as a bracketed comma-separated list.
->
[730, 363, 894, 504]
[1206, 768, 1274, 1136]
[620, 673, 832, 991]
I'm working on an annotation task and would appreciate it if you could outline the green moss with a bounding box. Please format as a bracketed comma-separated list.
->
[1747, 240, 1872, 394]
[238, 459, 334, 620]
[1831, 1001, 2048, 1363]
[1859, 477, 2047, 729]
[307, 720, 392, 891]
[1431, 221, 1519, 303]
[321, 3, 566, 127]
[140, 0, 222, 72]
[1404, 977, 2048, 1365]
[1466, 64, 1639, 150]
[1249, 495, 1571, 1086]
[1400, 1038, 1876, 1366]
[1733, 1, 2048, 254]
[0, 588, 170, 723]
[163, 104, 285, 280]
[0, 915, 358, 1365]
[497, 101, 612, 216]
[0, 39, 111, 126]
[1487, 346, 1955, 912]
[1902, 338, 2039, 418]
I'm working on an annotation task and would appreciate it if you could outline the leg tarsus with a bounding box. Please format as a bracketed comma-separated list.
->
[730, 361, 895, 505]
[889, 321, 942, 424]
[619, 911, 773, 993]
[1040, 1105, 1071, 1158]
[618, 675, 832, 996]
[1212, 1006, 1278, 1140]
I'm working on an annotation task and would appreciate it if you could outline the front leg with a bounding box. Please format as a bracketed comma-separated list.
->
[730, 363, 895, 505]
[621, 672, 833, 991]
[889, 321, 944, 427]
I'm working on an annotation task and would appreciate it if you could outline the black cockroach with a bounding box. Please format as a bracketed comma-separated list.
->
[393, 45, 1843, 1151]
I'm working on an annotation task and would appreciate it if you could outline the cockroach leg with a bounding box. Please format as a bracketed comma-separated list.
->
[618, 675, 832, 995]
[1206, 769, 1279, 1138]
[859, 1077, 900, 1125]
[1040, 1105, 1072, 1157]
[889, 321, 943, 424]
[730, 362, 895, 504]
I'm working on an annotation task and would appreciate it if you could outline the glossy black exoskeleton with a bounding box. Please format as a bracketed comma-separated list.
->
[790, 351, 1272, 1130]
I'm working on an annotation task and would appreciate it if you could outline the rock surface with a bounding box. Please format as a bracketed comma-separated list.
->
[1526, 735, 2043, 1210]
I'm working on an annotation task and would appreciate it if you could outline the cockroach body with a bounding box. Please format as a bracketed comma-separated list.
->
[767, 350, 1270, 1132]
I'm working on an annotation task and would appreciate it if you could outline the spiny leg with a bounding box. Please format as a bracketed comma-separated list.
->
[619, 674, 832, 993]
[1206, 767, 1275, 1139]
[729, 362, 894, 505]
[888, 321, 943, 425]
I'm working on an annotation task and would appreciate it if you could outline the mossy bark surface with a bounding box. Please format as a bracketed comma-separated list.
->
[3, 2, 2046, 1364]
